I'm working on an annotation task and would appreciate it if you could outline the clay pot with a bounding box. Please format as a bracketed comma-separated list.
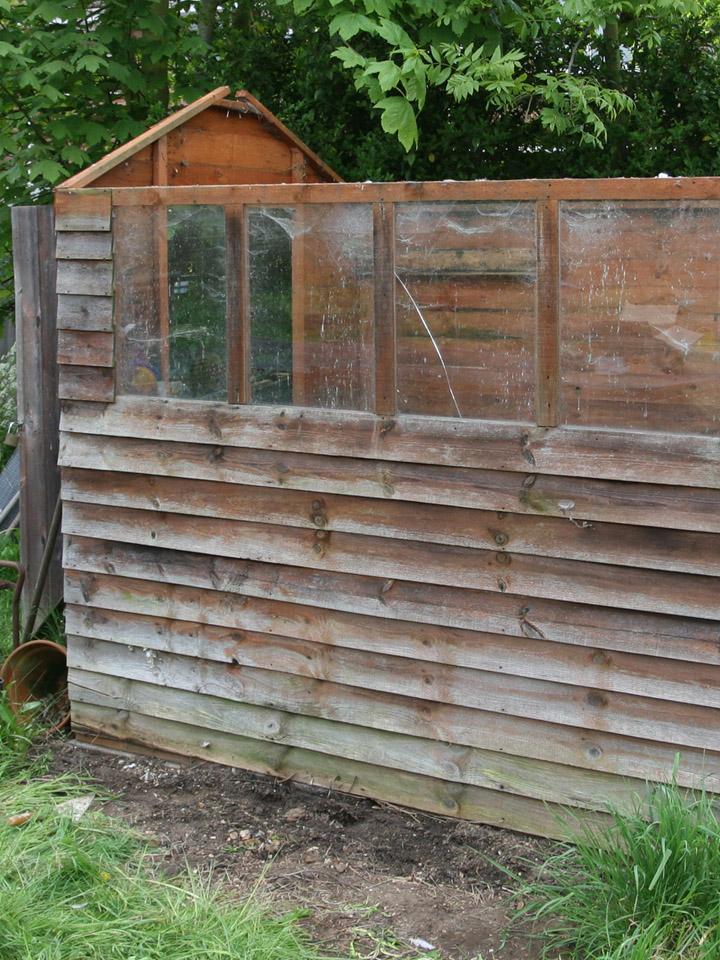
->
[0, 640, 70, 734]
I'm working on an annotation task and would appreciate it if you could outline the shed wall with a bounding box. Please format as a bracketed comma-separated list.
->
[55, 180, 720, 839]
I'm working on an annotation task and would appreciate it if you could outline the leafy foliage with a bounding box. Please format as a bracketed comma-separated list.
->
[278, 0, 695, 150]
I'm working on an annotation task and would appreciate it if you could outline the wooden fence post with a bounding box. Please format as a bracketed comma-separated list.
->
[11, 205, 63, 624]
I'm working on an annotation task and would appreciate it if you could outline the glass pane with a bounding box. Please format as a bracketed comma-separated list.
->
[167, 206, 227, 401]
[248, 204, 375, 410]
[114, 206, 159, 396]
[248, 208, 292, 405]
[395, 201, 537, 420]
[115, 205, 227, 401]
[560, 201, 720, 435]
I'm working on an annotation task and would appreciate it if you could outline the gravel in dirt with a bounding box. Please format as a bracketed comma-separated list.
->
[50, 740, 552, 959]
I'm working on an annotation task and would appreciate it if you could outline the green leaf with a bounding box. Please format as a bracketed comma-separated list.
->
[375, 95, 418, 150]
[28, 159, 67, 184]
[329, 12, 376, 39]
[331, 46, 368, 69]
[375, 19, 414, 49]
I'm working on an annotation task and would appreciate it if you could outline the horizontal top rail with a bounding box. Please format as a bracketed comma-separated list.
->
[56, 177, 720, 208]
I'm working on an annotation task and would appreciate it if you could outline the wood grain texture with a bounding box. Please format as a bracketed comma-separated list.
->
[108, 178, 720, 208]
[60, 467, 720, 575]
[59, 397, 720, 487]
[63, 598, 720, 711]
[59, 432, 720, 533]
[57, 295, 113, 332]
[59, 366, 114, 403]
[70, 703, 611, 839]
[57, 331, 114, 367]
[56, 260, 113, 297]
[63, 537, 720, 666]
[56, 232, 112, 260]
[12, 205, 63, 620]
[55, 190, 111, 231]
[60, 501, 720, 618]
[66, 655, 719, 791]
[67, 668, 657, 811]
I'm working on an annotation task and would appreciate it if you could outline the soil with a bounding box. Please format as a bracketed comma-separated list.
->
[49, 739, 552, 960]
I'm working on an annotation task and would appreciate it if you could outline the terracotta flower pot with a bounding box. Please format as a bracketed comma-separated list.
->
[0, 639, 70, 734]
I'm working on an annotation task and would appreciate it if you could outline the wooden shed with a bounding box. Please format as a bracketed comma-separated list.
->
[55, 87, 720, 839]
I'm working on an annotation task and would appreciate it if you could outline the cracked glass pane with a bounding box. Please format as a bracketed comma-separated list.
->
[560, 200, 720, 435]
[394, 201, 537, 420]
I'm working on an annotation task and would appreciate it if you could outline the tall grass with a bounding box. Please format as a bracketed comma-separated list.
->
[0, 528, 20, 659]
[0, 768, 329, 960]
[514, 782, 720, 960]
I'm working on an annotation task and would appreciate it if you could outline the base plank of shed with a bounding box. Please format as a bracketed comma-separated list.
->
[70, 700, 613, 840]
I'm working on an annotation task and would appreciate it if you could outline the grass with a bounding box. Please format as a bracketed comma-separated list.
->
[512, 780, 720, 960]
[0, 528, 20, 660]
[0, 762, 331, 960]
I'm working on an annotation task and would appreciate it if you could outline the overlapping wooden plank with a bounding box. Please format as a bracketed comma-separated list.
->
[56, 232, 112, 260]
[71, 702, 610, 839]
[56, 260, 113, 297]
[61, 501, 720, 618]
[65, 599, 720, 709]
[57, 331, 114, 368]
[59, 433, 720, 533]
[57, 295, 113, 332]
[55, 190, 112, 231]
[67, 631, 719, 749]
[59, 397, 720, 486]
[67, 669, 656, 811]
[63, 537, 720, 666]
[60, 468, 720, 575]
[59, 366, 114, 403]
[67, 662, 719, 791]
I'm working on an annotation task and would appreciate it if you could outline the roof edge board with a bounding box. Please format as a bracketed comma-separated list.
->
[57, 85, 341, 191]
[57, 86, 231, 190]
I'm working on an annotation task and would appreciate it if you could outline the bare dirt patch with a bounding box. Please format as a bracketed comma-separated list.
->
[50, 740, 550, 959]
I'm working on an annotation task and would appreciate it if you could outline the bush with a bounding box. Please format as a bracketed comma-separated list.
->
[514, 781, 720, 959]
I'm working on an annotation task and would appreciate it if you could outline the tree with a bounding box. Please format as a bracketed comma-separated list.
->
[276, 0, 698, 150]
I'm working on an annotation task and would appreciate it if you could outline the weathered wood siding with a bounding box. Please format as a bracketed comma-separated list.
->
[56, 179, 720, 839]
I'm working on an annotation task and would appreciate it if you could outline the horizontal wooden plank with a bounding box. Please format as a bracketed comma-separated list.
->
[57, 295, 113, 332]
[59, 366, 114, 403]
[71, 701, 610, 839]
[61, 468, 720, 575]
[65, 619, 720, 750]
[59, 397, 720, 486]
[108, 178, 720, 207]
[67, 661, 719, 791]
[55, 190, 112, 231]
[65, 598, 720, 710]
[61, 501, 720, 618]
[63, 537, 720, 666]
[56, 232, 112, 260]
[59, 433, 720, 534]
[56, 260, 113, 297]
[57, 332, 114, 368]
[67, 669, 657, 811]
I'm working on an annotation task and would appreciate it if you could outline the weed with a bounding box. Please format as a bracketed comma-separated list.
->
[0, 768, 330, 960]
[512, 781, 720, 960]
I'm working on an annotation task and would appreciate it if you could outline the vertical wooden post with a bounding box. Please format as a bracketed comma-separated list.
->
[153, 137, 171, 392]
[535, 199, 560, 427]
[373, 201, 397, 416]
[12, 206, 62, 623]
[225, 205, 250, 404]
